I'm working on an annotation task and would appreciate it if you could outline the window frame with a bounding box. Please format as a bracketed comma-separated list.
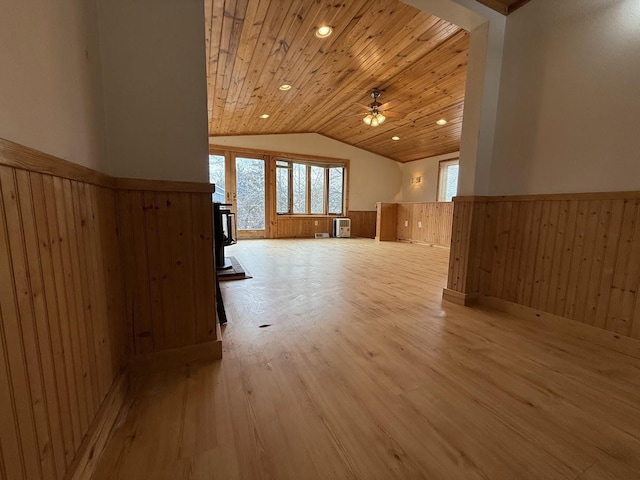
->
[437, 159, 460, 202]
[276, 157, 346, 216]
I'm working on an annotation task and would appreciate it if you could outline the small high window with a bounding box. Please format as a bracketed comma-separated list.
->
[438, 159, 459, 202]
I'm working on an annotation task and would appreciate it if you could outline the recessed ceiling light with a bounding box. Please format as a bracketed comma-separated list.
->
[315, 25, 333, 38]
[259, 113, 270, 119]
[436, 119, 448, 125]
[391, 136, 400, 141]
[279, 84, 292, 91]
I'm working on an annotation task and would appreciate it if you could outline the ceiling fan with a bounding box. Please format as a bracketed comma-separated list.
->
[353, 89, 406, 127]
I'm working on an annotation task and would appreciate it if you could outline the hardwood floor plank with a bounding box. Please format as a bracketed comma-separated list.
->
[94, 239, 640, 480]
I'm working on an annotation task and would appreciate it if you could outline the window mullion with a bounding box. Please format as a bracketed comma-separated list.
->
[324, 168, 329, 215]
[306, 165, 311, 214]
[288, 163, 293, 214]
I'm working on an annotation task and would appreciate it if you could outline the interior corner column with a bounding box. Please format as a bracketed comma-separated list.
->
[443, 197, 490, 305]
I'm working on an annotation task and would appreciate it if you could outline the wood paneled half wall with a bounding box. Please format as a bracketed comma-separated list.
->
[446, 193, 640, 342]
[376, 202, 453, 247]
[275, 211, 377, 239]
[349, 211, 377, 239]
[117, 185, 218, 360]
[0, 138, 219, 480]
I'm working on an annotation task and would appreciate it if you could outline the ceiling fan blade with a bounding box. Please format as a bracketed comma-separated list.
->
[379, 100, 401, 110]
[340, 112, 369, 118]
[383, 111, 407, 119]
[354, 102, 371, 111]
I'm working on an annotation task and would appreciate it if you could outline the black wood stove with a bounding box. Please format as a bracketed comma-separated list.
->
[213, 202, 237, 270]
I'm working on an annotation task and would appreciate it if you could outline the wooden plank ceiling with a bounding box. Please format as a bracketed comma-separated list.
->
[205, 0, 469, 163]
[474, 0, 532, 15]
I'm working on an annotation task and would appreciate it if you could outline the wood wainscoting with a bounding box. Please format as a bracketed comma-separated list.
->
[0, 138, 218, 480]
[349, 210, 376, 238]
[116, 183, 218, 359]
[397, 202, 454, 246]
[0, 161, 126, 479]
[376, 202, 453, 247]
[447, 193, 640, 341]
[274, 211, 377, 239]
[274, 216, 337, 238]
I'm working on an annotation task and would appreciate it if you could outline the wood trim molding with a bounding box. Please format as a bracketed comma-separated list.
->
[506, 0, 533, 15]
[114, 177, 215, 193]
[477, 295, 640, 360]
[66, 370, 129, 480]
[442, 288, 479, 306]
[209, 143, 351, 167]
[275, 214, 344, 219]
[454, 190, 640, 203]
[129, 340, 223, 377]
[0, 137, 115, 187]
[395, 201, 454, 205]
[0, 137, 216, 193]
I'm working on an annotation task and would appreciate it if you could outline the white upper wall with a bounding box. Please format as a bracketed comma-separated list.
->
[401, 152, 459, 202]
[210, 134, 403, 211]
[0, 0, 108, 171]
[403, 0, 506, 196]
[491, 0, 640, 195]
[97, 0, 210, 183]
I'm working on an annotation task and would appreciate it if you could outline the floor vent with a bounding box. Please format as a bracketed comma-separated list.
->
[315, 233, 330, 239]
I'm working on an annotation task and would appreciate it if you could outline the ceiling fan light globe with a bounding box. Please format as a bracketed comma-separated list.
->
[371, 117, 380, 127]
[377, 113, 386, 124]
[363, 115, 373, 126]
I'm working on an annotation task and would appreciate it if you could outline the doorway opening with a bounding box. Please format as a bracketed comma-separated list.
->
[209, 153, 267, 239]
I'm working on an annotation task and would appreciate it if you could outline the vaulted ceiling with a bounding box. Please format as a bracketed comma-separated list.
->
[205, 0, 471, 163]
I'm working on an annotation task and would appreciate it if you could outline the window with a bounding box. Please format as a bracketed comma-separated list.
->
[276, 159, 346, 215]
[438, 159, 459, 202]
[235, 157, 266, 230]
[208, 154, 226, 203]
[276, 160, 289, 214]
[310, 166, 326, 214]
[293, 163, 307, 214]
[328, 168, 343, 214]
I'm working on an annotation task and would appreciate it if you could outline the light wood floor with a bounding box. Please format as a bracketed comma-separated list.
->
[94, 239, 640, 480]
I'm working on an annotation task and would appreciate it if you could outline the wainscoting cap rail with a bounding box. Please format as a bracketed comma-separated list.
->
[114, 178, 215, 193]
[0, 137, 215, 192]
[0, 137, 115, 187]
[454, 190, 640, 202]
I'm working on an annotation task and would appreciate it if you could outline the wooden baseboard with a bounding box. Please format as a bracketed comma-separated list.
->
[130, 340, 223, 377]
[442, 288, 479, 306]
[477, 295, 640, 360]
[67, 369, 129, 480]
[398, 239, 450, 249]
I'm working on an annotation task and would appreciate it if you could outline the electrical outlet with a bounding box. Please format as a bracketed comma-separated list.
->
[314, 220, 318, 226]
[404, 220, 408, 227]
[418, 221, 422, 228]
